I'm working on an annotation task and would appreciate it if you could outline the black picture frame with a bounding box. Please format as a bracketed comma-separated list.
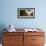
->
[17, 8, 35, 19]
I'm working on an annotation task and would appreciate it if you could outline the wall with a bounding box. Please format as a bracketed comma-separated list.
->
[0, 0, 46, 43]
[0, 0, 46, 30]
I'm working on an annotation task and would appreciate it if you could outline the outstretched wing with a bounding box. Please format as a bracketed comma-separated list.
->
[25, 10, 33, 15]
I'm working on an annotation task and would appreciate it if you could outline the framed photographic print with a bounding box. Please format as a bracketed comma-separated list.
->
[17, 8, 35, 19]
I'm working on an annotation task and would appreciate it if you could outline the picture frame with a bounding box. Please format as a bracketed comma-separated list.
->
[17, 8, 35, 19]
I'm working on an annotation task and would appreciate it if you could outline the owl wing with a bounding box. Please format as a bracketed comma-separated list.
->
[25, 10, 33, 14]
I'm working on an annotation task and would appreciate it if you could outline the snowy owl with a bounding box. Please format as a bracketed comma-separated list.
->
[25, 9, 33, 16]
